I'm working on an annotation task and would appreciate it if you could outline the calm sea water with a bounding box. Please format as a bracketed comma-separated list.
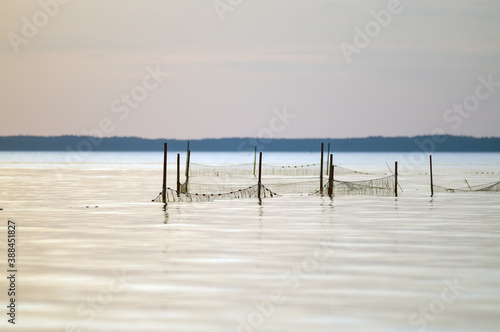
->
[0, 151, 499, 332]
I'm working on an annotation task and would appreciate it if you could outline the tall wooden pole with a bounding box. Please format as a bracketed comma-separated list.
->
[332, 154, 334, 183]
[326, 143, 330, 176]
[430, 155, 434, 197]
[185, 150, 191, 190]
[176, 153, 180, 196]
[258, 152, 262, 199]
[162, 143, 167, 203]
[395, 161, 398, 197]
[185, 141, 190, 176]
[328, 154, 334, 196]
[253, 146, 257, 177]
[320, 143, 324, 192]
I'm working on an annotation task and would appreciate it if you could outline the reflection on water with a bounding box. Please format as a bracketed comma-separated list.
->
[0, 152, 499, 332]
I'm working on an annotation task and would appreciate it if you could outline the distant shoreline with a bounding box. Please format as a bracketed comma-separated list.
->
[1, 135, 500, 152]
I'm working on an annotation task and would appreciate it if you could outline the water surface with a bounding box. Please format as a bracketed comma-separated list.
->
[0, 152, 499, 332]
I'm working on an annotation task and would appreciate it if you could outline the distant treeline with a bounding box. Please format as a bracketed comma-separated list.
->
[0, 135, 499, 152]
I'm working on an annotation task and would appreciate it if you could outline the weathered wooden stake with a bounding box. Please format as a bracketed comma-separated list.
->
[328, 154, 334, 196]
[253, 146, 257, 177]
[326, 143, 331, 176]
[185, 150, 191, 189]
[430, 155, 434, 197]
[176, 153, 180, 196]
[395, 161, 398, 197]
[332, 154, 335, 183]
[185, 141, 190, 177]
[320, 143, 324, 192]
[162, 143, 167, 203]
[258, 152, 262, 199]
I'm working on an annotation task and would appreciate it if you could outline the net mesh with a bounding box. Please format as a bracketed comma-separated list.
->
[152, 184, 278, 203]
[433, 180, 500, 193]
[153, 161, 396, 203]
[323, 176, 395, 196]
[188, 162, 369, 178]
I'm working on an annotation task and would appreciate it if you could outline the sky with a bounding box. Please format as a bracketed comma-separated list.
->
[0, 0, 499, 139]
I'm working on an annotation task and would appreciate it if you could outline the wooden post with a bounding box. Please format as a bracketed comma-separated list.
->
[320, 143, 324, 192]
[185, 141, 190, 177]
[430, 155, 434, 197]
[176, 153, 180, 196]
[328, 154, 334, 196]
[253, 146, 257, 177]
[332, 154, 334, 182]
[395, 161, 398, 197]
[258, 152, 262, 199]
[326, 143, 330, 175]
[185, 150, 191, 190]
[162, 143, 167, 203]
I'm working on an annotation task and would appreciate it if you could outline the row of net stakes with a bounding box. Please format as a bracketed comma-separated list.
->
[162, 142, 331, 202]
[160, 142, 402, 202]
[170, 145, 266, 200]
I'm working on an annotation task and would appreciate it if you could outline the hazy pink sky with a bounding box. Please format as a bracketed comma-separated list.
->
[1, 0, 499, 139]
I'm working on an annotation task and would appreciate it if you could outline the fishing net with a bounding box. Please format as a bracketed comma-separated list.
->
[309, 175, 396, 196]
[153, 160, 396, 203]
[261, 163, 370, 176]
[330, 176, 396, 196]
[188, 162, 368, 178]
[152, 184, 278, 203]
[188, 163, 256, 178]
[433, 180, 500, 193]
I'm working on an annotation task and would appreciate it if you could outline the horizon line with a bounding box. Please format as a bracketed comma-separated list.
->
[1, 134, 500, 140]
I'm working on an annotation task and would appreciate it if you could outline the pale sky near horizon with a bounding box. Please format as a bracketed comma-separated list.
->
[0, 0, 499, 139]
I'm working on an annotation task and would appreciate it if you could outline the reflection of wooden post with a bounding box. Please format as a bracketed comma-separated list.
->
[162, 143, 167, 203]
[395, 161, 398, 197]
[430, 155, 434, 197]
[328, 154, 333, 196]
[258, 152, 263, 199]
[320, 143, 324, 192]
[176, 153, 180, 196]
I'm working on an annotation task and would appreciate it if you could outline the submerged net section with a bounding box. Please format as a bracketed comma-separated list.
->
[152, 184, 278, 203]
[433, 180, 500, 193]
